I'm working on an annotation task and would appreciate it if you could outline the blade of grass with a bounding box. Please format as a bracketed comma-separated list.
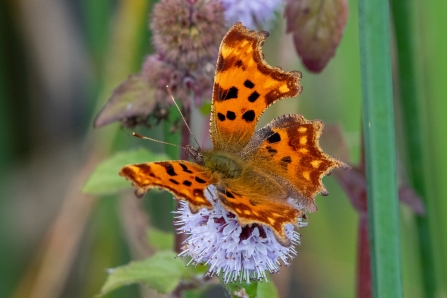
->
[358, 0, 403, 297]
[416, 0, 447, 294]
[390, 1, 437, 296]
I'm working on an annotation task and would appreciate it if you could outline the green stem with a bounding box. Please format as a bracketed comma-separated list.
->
[390, 0, 437, 296]
[358, 0, 403, 297]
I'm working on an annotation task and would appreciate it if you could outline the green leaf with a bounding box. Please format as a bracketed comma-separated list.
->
[94, 74, 156, 128]
[257, 281, 279, 298]
[147, 228, 174, 251]
[83, 148, 168, 195]
[225, 281, 258, 298]
[98, 251, 188, 296]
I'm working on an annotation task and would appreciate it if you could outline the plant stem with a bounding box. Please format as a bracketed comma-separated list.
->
[358, 0, 403, 296]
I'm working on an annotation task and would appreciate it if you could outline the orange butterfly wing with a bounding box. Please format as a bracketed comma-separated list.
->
[242, 114, 350, 212]
[215, 185, 304, 246]
[210, 22, 302, 153]
[120, 161, 217, 213]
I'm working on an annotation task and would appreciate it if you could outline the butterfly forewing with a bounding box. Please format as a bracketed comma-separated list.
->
[120, 161, 217, 212]
[210, 22, 302, 153]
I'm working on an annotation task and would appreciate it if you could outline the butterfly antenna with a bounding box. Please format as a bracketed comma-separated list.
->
[166, 86, 201, 150]
[132, 132, 181, 149]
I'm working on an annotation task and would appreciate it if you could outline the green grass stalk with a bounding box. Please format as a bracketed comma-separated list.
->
[390, 0, 438, 296]
[358, 0, 403, 296]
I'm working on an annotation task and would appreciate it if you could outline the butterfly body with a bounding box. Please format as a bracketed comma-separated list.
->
[202, 150, 243, 179]
[120, 23, 349, 245]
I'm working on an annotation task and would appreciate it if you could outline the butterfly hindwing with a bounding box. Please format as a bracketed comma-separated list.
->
[210, 22, 302, 153]
[120, 161, 216, 212]
[215, 185, 303, 246]
[242, 114, 350, 212]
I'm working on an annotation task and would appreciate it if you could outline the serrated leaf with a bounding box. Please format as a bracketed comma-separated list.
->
[83, 149, 168, 195]
[285, 0, 348, 72]
[257, 281, 279, 298]
[147, 228, 174, 251]
[98, 251, 188, 296]
[94, 74, 156, 128]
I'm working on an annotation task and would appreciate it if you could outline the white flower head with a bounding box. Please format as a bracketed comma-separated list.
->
[173, 185, 307, 283]
[220, 0, 284, 30]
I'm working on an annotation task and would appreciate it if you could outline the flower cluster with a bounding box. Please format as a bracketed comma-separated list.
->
[143, 0, 227, 107]
[173, 186, 307, 283]
[220, 0, 284, 30]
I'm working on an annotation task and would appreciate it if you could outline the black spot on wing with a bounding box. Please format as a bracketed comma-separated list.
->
[234, 59, 246, 70]
[242, 110, 255, 122]
[244, 80, 255, 88]
[195, 176, 206, 184]
[226, 111, 236, 120]
[179, 163, 193, 174]
[169, 179, 179, 185]
[217, 113, 226, 121]
[183, 180, 192, 186]
[281, 156, 292, 163]
[266, 146, 278, 156]
[220, 86, 238, 101]
[248, 91, 260, 102]
[267, 132, 281, 143]
[160, 163, 177, 176]
[226, 191, 235, 199]
[136, 164, 156, 178]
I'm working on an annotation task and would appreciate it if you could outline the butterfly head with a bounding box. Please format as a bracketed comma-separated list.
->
[184, 145, 204, 165]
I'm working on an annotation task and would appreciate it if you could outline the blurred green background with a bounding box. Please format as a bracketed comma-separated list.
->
[0, 0, 446, 297]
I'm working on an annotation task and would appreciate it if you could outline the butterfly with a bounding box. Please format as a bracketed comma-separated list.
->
[120, 22, 349, 246]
